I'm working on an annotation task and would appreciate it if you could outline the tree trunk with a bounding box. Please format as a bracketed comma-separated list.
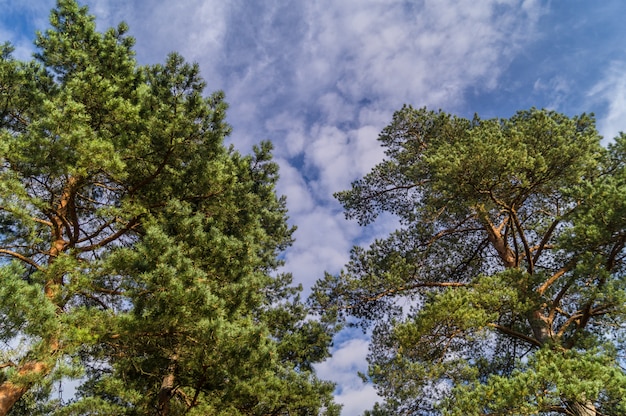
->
[0, 361, 48, 416]
[527, 309, 550, 345]
[567, 399, 596, 416]
[479, 211, 517, 269]
[0, 382, 28, 416]
[157, 354, 178, 416]
[157, 373, 175, 416]
[0, 179, 75, 414]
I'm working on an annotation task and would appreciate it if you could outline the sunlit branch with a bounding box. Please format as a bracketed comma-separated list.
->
[478, 188, 507, 209]
[537, 263, 572, 296]
[477, 206, 516, 268]
[0, 249, 42, 271]
[509, 216, 520, 267]
[31, 217, 53, 227]
[557, 304, 616, 339]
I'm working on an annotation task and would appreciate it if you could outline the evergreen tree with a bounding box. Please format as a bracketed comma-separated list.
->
[0, 1, 338, 414]
[311, 106, 626, 415]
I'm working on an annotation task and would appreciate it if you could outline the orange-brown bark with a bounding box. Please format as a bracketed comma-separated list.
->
[0, 179, 78, 413]
[0, 361, 49, 416]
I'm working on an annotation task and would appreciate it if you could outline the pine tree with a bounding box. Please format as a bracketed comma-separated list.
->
[0, 1, 338, 414]
[312, 106, 626, 415]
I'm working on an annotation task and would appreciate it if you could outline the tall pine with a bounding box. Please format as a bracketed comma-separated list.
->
[0, 1, 338, 414]
[312, 106, 626, 415]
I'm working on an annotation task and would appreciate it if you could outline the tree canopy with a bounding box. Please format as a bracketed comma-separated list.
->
[311, 106, 626, 415]
[0, 1, 338, 415]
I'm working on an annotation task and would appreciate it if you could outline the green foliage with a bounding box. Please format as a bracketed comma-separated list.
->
[0, 1, 336, 414]
[444, 347, 626, 415]
[311, 105, 626, 414]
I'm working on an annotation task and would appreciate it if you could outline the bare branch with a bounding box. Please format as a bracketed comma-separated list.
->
[362, 183, 425, 202]
[75, 218, 118, 244]
[533, 218, 560, 265]
[510, 208, 534, 274]
[487, 323, 542, 348]
[422, 213, 482, 249]
[76, 217, 139, 252]
[357, 281, 467, 304]
[31, 217, 53, 227]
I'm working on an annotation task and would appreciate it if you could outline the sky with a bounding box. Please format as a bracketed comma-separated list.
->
[2, 1, 626, 414]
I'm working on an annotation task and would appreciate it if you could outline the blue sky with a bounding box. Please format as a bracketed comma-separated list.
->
[2, 1, 626, 414]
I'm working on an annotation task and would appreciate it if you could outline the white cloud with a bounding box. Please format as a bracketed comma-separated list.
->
[317, 92, 357, 125]
[533, 76, 571, 110]
[303, 123, 384, 201]
[86, 0, 231, 93]
[0, 1, 53, 60]
[335, 385, 380, 416]
[296, 0, 543, 112]
[316, 337, 381, 415]
[276, 159, 315, 215]
[282, 206, 358, 290]
[588, 62, 626, 141]
[266, 114, 307, 158]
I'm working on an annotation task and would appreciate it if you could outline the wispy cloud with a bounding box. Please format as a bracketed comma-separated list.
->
[0, 0, 53, 60]
[316, 337, 380, 415]
[589, 62, 626, 141]
[86, 0, 231, 94]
